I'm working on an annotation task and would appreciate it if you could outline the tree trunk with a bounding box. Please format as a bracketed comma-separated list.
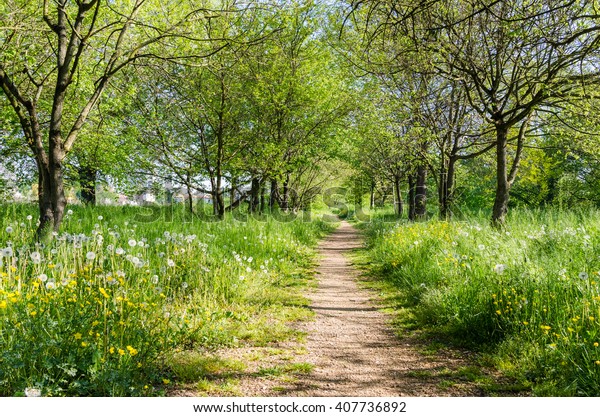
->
[281, 173, 290, 212]
[370, 179, 375, 209]
[36, 163, 55, 239]
[260, 181, 266, 213]
[415, 164, 427, 220]
[249, 177, 260, 213]
[439, 156, 457, 219]
[34, 131, 68, 240]
[215, 175, 224, 218]
[393, 175, 403, 217]
[408, 175, 416, 221]
[269, 179, 279, 209]
[492, 125, 510, 226]
[78, 165, 97, 205]
[186, 184, 194, 214]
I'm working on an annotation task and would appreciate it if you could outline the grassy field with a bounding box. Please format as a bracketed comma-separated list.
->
[0, 204, 335, 396]
[358, 208, 600, 396]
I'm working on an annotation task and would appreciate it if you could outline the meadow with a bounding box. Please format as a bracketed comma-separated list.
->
[359, 208, 600, 396]
[0, 204, 334, 396]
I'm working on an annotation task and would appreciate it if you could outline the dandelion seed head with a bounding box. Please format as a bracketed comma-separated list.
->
[30, 251, 42, 264]
[24, 387, 41, 397]
[494, 264, 506, 274]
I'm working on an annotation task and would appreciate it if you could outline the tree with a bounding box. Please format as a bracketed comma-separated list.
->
[0, 0, 217, 237]
[347, 0, 600, 225]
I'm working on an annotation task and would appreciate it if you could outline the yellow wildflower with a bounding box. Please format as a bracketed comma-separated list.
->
[74, 333, 82, 340]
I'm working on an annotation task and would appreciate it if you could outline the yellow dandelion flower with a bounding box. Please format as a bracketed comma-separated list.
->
[596, 361, 600, 366]
[98, 287, 109, 299]
[118, 349, 125, 356]
[496, 310, 502, 315]
[594, 342, 599, 347]
[523, 321, 529, 325]
[109, 347, 115, 354]
[590, 316, 595, 321]
[0, 301, 6, 309]
[126, 346, 138, 356]
[81, 342, 88, 347]
[162, 379, 170, 385]
[74, 333, 82, 340]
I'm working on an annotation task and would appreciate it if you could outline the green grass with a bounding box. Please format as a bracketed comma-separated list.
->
[359, 207, 600, 396]
[0, 203, 335, 396]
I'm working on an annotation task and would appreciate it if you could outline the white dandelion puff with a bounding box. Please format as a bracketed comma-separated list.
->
[30, 251, 42, 264]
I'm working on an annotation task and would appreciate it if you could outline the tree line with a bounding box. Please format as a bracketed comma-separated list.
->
[342, 0, 600, 225]
[3, 0, 600, 237]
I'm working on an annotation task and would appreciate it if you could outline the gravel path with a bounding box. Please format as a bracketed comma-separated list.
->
[286, 221, 478, 396]
[172, 220, 483, 397]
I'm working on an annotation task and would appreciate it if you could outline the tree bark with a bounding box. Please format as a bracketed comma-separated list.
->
[393, 175, 403, 217]
[269, 179, 279, 209]
[281, 173, 290, 212]
[415, 164, 427, 220]
[408, 175, 416, 221]
[491, 125, 510, 226]
[260, 181, 266, 213]
[439, 156, 457, 219]
[249, 177, 260, 213]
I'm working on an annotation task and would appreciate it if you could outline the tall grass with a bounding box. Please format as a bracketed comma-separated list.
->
[0, 204, 335, 396]
[361, 208, 600, 396]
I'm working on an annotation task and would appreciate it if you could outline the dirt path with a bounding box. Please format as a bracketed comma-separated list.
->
[284, 221, 479, 396]
[173, 220, 485, 397]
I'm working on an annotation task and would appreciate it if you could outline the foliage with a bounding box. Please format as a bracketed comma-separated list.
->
[0, 204, 334, 396]
[361, 208, 600, 395]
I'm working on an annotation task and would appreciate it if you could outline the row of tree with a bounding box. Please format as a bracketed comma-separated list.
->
[0, 0, 352, 238]
[4, 0, 600, 235]
[342, 0, 600, 224]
